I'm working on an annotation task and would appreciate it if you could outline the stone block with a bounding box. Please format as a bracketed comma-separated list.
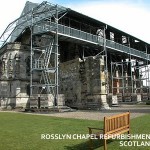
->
[132, 94, 141, 102]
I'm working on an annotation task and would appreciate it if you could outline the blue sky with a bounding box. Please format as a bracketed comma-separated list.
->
[0, 0, 150, 43]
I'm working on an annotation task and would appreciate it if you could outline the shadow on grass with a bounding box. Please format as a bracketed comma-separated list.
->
[101, 108, 150, 114]
[64, 139, 113, 150]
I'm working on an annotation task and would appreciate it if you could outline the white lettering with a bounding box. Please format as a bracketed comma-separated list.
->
[41, 134, 45, 139]
[120, 141, 124, 146]
[50, 134, 55, 139]
[46, 134, 51, 139]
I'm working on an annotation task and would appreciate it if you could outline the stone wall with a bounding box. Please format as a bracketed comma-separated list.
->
[0, 42, 65, 109]
[60, 56, 107, 109]
[0, 41, 137, 110]
[0, 43, 30, 108]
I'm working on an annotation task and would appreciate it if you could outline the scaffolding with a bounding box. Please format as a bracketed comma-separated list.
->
[0, 1, 150, 108]
[0, 1, 68, 107]
[94, 26, 108, 94]
[30, 2, 67, 106]
[111, 59, 150, 102]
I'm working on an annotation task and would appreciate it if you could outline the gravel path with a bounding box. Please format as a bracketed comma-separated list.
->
[47, 105, 150, 121]
[0, 105, 149, 121]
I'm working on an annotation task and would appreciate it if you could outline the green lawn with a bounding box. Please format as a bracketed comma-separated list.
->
[0, 112, 149, 150]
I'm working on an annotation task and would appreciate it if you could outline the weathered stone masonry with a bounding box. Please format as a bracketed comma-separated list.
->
[0, 43, 30, 108]
[60, 56, 109, 109]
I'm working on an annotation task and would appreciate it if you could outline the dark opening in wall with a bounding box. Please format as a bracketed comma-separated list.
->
[0, 60, 2, 78]
[26, 84, 30, 96]
[59, 41, 102, 63]
[25, 56, 30, 76]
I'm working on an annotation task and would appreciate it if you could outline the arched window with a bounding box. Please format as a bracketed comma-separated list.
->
[8, 53, 13, 78]
[2, 54, 7, 75]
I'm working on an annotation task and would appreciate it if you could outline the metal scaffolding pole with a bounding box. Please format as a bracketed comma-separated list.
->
[122, 61, 125, 96]
[145, 44, 149, 94]
[30, 10, 33, 96]
[128, 37, 134, 95]
[111, 61, 113, 94]
[104, 26, 109, 94]
[55, 5, 59, 107]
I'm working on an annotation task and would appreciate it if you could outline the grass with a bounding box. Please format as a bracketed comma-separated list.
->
[0, 112, 149, 150]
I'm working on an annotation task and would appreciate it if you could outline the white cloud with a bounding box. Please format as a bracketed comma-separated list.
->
[67, 1, 150, 43]
[0, 0, 26, 35]
[0, 0, 42, 36]
[0, 0, 150, 44]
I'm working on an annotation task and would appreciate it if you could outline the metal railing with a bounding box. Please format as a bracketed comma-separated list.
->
[33, 22, 150, 60]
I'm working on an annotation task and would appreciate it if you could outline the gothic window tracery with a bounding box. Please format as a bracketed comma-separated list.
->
[14, 53, 21, 78]
[8, 53, 13, 78]
[2, 54, 7, 77]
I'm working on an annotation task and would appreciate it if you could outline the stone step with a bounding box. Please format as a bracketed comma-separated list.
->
[111, 104, 119, 107]
[26, 105, 75, 112]
[85, 102, 100, 110]
[119, 101, 139, 105]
